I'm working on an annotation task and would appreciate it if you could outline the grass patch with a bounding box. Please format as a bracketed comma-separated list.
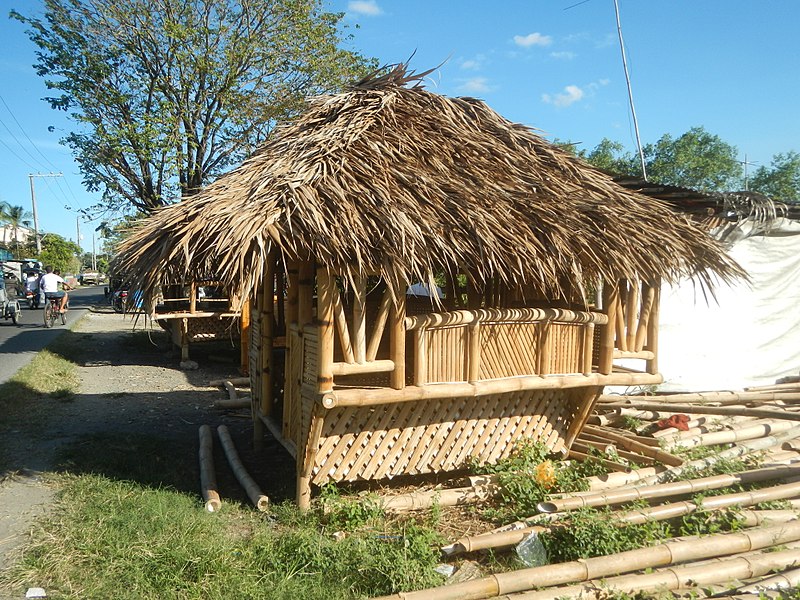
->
[3, 474, 444, 599]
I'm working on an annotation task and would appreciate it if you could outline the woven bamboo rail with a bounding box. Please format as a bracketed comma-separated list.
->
[403, 307, 608, 330]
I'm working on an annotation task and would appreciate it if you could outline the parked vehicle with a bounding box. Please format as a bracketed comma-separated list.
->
[112, 288, 128, 313]
[0, 275, 21, 325]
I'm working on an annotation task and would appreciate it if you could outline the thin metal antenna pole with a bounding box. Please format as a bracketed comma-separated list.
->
[614, 0, 647, 180]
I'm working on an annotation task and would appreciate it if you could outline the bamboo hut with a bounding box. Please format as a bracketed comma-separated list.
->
[115, 65, 743, 507]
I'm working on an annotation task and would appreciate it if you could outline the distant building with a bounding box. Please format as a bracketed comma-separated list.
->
[0, 224, 33, 247]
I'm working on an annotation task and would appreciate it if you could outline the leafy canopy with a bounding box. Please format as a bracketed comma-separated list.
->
[749, 151, 800, 203]
[12, 0, 376, 213]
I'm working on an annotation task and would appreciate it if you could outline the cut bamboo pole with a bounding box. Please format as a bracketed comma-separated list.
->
[380, 483, 501, 512]
[297, 261, 314, 326]
[600, 391, 800, 405]
[198, 425, 222, 512]
[332, 287, 355, 364]
[582, 424, 683, 466]
[665, 420, 795, 451]
[260, 253, 275, 418]
[625, 280, 638, 351]
[539, 464, 800, 513]
[367, 289, 392, 361]
[223, 380, 238, 402]
[736, 566, 800, 594]
[645, 281, 659, 374]
[599, 401, 800, 422]
[567, 449, 629, 472]
[286, 261, 299, 325]
[504, 547, 800, 600]
[381, 522, 800, 600]
[633, 282, 654, 351]
[316, 269, 335, 395]
[390, 293, 406, 390]
[215, 397, 251, 409]
[414, 328, 427, 386]
[598, 281, 618, 375]
[581, 322, 594, 376]
[216, 425, 268, 511]
[239, 298, 250, 376]
[353, 274, 366, 364]
[467, 321, 481, 383]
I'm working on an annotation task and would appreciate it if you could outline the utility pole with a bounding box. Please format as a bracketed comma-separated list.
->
[740, 154, 758, 191]
[28, 172, 63, 254]
[613, 0, 647, 180]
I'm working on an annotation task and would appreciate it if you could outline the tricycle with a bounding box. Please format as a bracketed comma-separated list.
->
[0, 276, 21, 325]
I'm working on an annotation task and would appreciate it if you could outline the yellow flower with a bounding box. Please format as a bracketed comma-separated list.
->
[533, 460, 556, 489]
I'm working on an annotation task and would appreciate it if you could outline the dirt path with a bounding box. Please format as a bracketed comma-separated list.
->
[0, 308, 294, 593]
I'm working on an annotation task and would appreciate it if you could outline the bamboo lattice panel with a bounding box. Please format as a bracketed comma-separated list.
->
[310, 387, 597, 485]
[187, 316, 239, 342]
[424, 325, 467, 382]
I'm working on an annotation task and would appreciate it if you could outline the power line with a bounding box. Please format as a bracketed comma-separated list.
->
[0, 94, 60, 172]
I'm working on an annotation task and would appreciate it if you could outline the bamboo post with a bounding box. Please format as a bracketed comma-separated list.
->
[332, 287, 355, 363]
[646, 279, 660, 374]
[582, 322, 595, 376]
[297, 404, 324, 510]
[189, 281, 197, 314]
[599, 281, 618, 374]
[239, 297, 251, 375]
[467, 321, 481, 383]
[367, 288, 392, 361]
[414, 327, 427, 386]
[390, 291, 406, 390]
[275, 266, 285, 333]
[316, 268, 335, 395]
[252, 289, 265, 448]
[260, 253, 275, 418]
[198, 425, 222, 512]
[353, 274, 366, 364]
[537, 323, 551, 376]
[209, 376, 251, 387]
[625, 280, 638, 351]
[217, 425, 269, 511]
[634, 282, 655, 351]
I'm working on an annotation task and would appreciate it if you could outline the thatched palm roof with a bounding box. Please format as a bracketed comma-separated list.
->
[115, 65, 743, 308]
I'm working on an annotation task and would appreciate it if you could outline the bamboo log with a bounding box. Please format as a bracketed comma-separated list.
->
[380, 483, 501, 512]
[390, 292, 405, 390]
[367, 289, 392, 361]
[240, 297, 251, 376]
[381, 522, 800, 600]
[634, 282, 654, 351]
[216, 425, 268, 511]
[539, 464, 800, 513]
[666, 420, 796, 451]
[322, 371, 662, 409]
[615, 289, 627, 352]
[198, 425, 222, 512]
[332, 287, 355, 364]
[581, 322, 594, 376]
[353, 274, 367, 364]
[215, 397, 251, 409]
[737, 566, 800, 594]
[505, 547, 800, 600]
[316, 269, 335, 395]
[259, 254, 275, 418]
[582, 424, 683, 466]
[567, 449, 629, 472]
[286, 262, 299, 325]
[209, 376, 251, 387]
[600, 401, 800, 422]
[746, 381, 800, 392]
[331, 359, 395, 376]
[584, 467, 665, 492]
[599, 281, 618, 375]
[625, 280, 638, 351]
[223, 380, 238, 402]
[600, 391, 800, 405]
[414, 328, 427, 386]
[404, 307, 608, 331]
[468, 321, 481, 383]
[297, 261, 314, 326]
[644, 281, 659, 374]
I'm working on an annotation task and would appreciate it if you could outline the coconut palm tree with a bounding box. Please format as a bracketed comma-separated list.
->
[0, 203, 34, 256]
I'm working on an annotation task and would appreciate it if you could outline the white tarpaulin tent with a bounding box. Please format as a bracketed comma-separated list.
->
[657, 217, 800, 391]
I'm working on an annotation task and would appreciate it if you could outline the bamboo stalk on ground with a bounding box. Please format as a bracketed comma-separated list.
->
[198, 425, 222, 512]
[383, 522, 800, 600]
[601, 401, 800, 422]
[214, 397, 251, 409]
[598, 391, 800, 405]
[736, 566, 800, 594]
[664, 420, 796, 451]
[582, 424, 683, 466]
[380, 483, 501, 512]
[216, 425, 269, 511]
[538, 464, 800, 513]
[223, 380, 238, 402]
[498, 547, 800, 600]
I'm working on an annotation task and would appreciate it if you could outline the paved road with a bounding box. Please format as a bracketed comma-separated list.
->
[0, 285, 107, 385]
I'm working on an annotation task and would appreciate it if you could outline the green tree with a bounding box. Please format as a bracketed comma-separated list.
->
[39, 234, 82, 273]
[12, 0, 376, 213]
[748, 151, 800, 203]
[643, 126, 740, 191]
[0, 202, 34, 256]
[582, 138, 638, 176]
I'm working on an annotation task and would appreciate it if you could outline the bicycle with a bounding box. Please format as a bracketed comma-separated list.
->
[43, 295, 67, 328]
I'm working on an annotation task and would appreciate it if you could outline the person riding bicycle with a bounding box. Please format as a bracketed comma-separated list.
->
[40, 266, 72, 313]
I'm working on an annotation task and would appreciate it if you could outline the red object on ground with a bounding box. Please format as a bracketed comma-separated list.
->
[656, 414, 691, 431]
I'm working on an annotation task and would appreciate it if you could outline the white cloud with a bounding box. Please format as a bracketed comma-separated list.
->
[513, 32, 552, 48]
[347, 1, 382, 16]
[458, 77, 491, 94]
[550, 51, 576, 60]
[542, 84, 584, 107]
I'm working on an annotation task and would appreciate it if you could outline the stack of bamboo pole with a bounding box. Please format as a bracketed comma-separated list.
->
[384, 384, 800, 598]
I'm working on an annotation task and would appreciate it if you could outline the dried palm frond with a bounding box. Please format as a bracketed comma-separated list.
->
[115, 64, 745, 311]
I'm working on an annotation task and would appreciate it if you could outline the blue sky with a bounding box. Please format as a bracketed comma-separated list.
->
[1, 0, 799, 251]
